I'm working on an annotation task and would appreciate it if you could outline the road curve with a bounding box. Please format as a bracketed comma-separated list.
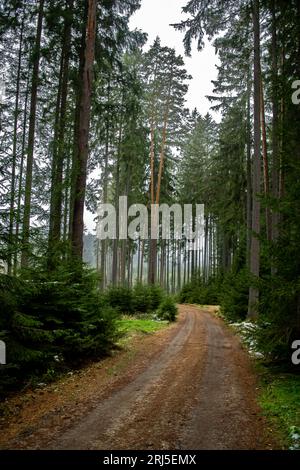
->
[2, 305, 274, 450]
[50, 305, 271, 450]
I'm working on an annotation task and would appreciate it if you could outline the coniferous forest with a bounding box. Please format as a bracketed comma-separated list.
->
[0, 0, 300, 454]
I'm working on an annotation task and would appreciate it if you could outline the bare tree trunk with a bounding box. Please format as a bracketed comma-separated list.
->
[14, 72, 30, 273]
[96, 238, 100, 271]
[150, 114, 155, 207]
[48, 0, 73, 267]
[148, 81, 172, 285]
[155, 98, 171, 206]
[187, 247, 190, 283]
[279, 47, 285, 200]
[62, 138, 72, 245]
[248, 0, 261, 320]
[171, 241, 175, 293]
[183, 242, 187, 285]
[112, 108, 123, 285]
[160, 241, 165, 287]
[177, 240, 181, 291]
[99, 81, 111, 288]
[209, 219, 213, 279]
[71, 0, 97, 260]
[68, 5, 87, 242]
[127, 244, 131, 287]
[140, 239, 144, 283]
[191, 226, 195, 278]
[200, 239, 202, 276]
[271, 0, 280, 249]
[137, 239, 141, 282]
[130, 248, 133, 287]
[121, 240, 126, 286]
[148, 93, 157, 286]
[212, 224, 216, 276]
[246, 77, 252, 267]
[203, 216, 208, 281]
[166, 240, 170, 292]
[260, 75, 272, 242]
[21, 0, 44, 267]
[8, 15, 24, 274]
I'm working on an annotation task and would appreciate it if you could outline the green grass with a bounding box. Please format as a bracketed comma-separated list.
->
[258, 368, 300, 449]
[116, 316, 168, 337]
[102, 317, 168, 377]
[215, 310, 300, 449]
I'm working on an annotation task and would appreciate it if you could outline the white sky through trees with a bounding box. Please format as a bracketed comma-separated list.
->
[129, 0, 220, 119]
[84, 0, 220, 233]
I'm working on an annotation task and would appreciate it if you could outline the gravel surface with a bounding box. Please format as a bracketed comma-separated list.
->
[0, 305, 277, 450]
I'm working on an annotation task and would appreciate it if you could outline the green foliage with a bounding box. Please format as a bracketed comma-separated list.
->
[157, 296, 178, 322]
[259, 368, 300, 449]
[132, 283, 151, 313]
[148, 284, 164, 310]
[255, 276, 300, 362]
[132, 284, 164, 313]
[220, 269, 249, 322]
[178, 274, 221, 306]
[104, 287, 134, 314]
[0, 265, 118, 396]
[105, 284, 165, 315]
[219, 270, 300, 363]
[117, 316, 168, 336]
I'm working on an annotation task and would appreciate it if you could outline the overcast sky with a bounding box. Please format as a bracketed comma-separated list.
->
[129, 0, 220, 118]
[85, 0, 220, 233]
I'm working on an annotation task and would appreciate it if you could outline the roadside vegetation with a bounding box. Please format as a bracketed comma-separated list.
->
[0, 270, 177, 399]
[117, 316, 168, 339]
[179, 271, 300, 363]
[179, 276, 300, 448]
[0, 0, 299, 451]
[258, 369, 300, 450]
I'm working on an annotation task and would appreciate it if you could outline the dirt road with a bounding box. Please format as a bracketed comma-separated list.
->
[1, 305, 275, 450]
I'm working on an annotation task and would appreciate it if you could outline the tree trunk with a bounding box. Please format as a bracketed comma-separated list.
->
[155, 93, 171, 206]
[14, 72, 30, 273]
[148, 79, 172, 285]
[100, 79, 111, 289]
[140, 239, 144, 283]
[208, 219, 212, 279]
[177, 240, 181, 291]
[127, 244, 131, 287]
[150, 114, 155, 207]
[112, 107, 123, 285]
[203, 216, 208, 281]
[279, 47, 285, 200]
[48, 0, 73, 267]
[137, 239, 141, 282]
[270, 0, 280, 249]
[187, 246, 190, 283]
[71, 0, 97, 260]
[166, 240, 170, 292]
[248, 0, 261, 320]
[260, 76, 272, 242]
[183, 242, 186, 285]
[8, 16, 24, 274]
[21, 0, 44, 268]
[68, 9, 86, 241]
[246, 77, 252, 267]
[62, 137, 72, 245]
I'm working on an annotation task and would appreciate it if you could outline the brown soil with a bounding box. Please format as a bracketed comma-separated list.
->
[0, 305, 278, 450]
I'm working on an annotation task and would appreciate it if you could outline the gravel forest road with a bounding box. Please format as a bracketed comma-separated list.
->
[1, 305, 275, 450]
